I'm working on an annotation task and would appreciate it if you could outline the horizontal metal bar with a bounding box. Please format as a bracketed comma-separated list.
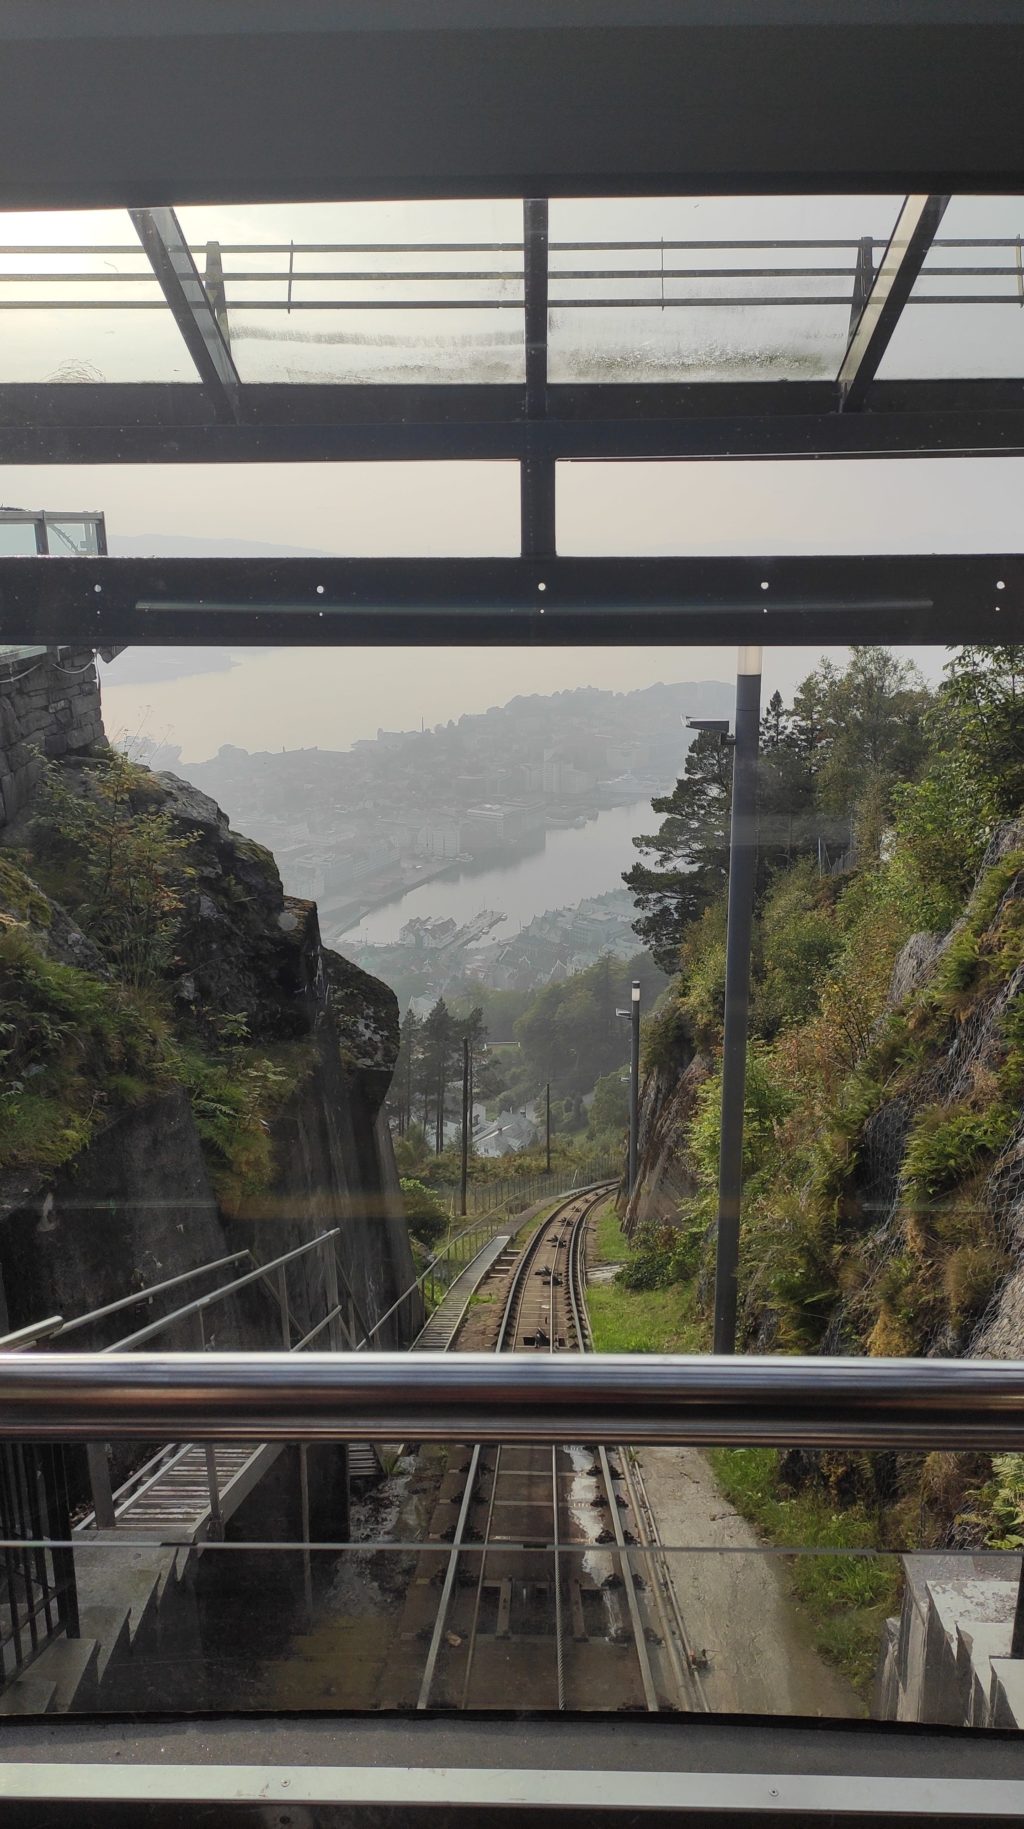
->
[1, 1353, 1023, 1450]
[7, 378, 1024, 466]
[58, 1250, 250, 1337]
[0, 1318, 63, 1352]
[8, 293, 1024, 311]
[3, 554, 1020, 649]
[104, 1230, 338, 1352]
[1, 1762, 1022, 1817]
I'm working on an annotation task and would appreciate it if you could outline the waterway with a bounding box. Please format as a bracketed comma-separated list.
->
[341, 801, 652, 944]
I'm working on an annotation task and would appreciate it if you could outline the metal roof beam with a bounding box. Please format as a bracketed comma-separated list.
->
[521, 198, 555, 560]
[1, 553, 1020, 650]
[837, 194, 949, 410]
[129, 208, 242, 423]
[6, 380, 1024, 464]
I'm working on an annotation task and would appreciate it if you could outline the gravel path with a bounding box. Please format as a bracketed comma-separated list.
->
[634, 1445, 861, 1718]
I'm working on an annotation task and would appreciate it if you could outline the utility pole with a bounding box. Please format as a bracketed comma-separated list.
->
[459, 1035, 470, 1218]
[545, 1081, 551, 1173]
[712, 644, 763, 1354]
[629, 980, 641, 1199]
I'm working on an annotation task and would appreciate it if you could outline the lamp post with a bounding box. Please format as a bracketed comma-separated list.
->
[459, 1035, 470, 1219]
[629, 979, 641, 1199]
[712, 644, 763, 1354]
[616, 981, 642, 1201]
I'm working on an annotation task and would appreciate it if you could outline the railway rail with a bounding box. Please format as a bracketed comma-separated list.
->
[414, 1187, 708, 1713]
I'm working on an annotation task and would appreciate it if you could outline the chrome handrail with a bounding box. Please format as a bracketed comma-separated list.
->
[1, 1352, 1022, 1449]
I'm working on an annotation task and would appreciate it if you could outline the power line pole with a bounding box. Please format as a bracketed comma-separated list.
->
[713, 644, 762, 1355]
[628, 980, 640, 1198]
[545, 1081, 551, 1173]
[457, 1038, 471, 1221]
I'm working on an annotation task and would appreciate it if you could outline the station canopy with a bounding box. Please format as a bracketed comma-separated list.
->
[0, 4, 1022, 653]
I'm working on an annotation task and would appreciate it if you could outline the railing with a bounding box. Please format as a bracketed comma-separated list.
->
[1, 1353, 1022, 1449]
[0, 1443, 77, 1684]
[73, 1230, 363, 1534]
[427, 1158, 617, 1221]
[9, 234, 1024, 315]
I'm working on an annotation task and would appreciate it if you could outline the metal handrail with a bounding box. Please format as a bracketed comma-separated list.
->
[2, 1353, 1023, 1450]
[57, 1251, 250, 1338]
[101, 1230, 340, 1352]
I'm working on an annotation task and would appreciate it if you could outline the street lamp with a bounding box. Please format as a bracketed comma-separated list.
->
[616, 980, 642, 1201]
[712, 644, 763, 1354]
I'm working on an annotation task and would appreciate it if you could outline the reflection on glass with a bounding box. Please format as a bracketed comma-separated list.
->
[3, 1513, 1020, 1726]
[0, 208, 200, 383]
[547, 194, 903, 383]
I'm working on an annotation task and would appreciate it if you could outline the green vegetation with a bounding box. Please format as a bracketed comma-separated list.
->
[616, 642, 1024, 1584]
[400, 1177, 449, 1257]
[1, 754, 315, 1202]
[390, 953, 667, 1167]
[0, 917, 166, 1171]
[586, 1201, 704, 1354]
[708, 1449, 899, 1699]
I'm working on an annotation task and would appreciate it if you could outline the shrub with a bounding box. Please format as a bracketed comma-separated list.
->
[400, 1178, 449, 1251]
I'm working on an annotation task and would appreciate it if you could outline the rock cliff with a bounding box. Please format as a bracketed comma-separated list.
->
[0, 751, 418, 1349]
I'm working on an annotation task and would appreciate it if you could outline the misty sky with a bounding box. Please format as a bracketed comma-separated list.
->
[1, 191, 1020, 758]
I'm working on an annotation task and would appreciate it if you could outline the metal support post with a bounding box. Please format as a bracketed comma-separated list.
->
[299, 1444, 313, 1616]
[629, 981, 641, 1199]
[546, 1081, 551, 1174]
[204, 1445, 224, 1539]
[276, 1266, 291, 1349]
[713, 645, 762, 1356]
[85, 1442, 116, 1531]
[459, 1036, 470, 1218]
[321, 1238, 343, 1352]
[1012, 1559, 1024, 1659]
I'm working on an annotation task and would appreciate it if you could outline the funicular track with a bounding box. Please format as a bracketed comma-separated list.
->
[415, 1188, 707, 1713]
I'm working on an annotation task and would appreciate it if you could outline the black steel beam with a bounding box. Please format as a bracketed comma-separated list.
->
[838, 195, 950, 410]
[2, 6, 1024, 209]
[6, 380, 1024, 465]
[129, 208, 242, 424]
[521, 199, 555, 559]
[1, 554, 1021, 650]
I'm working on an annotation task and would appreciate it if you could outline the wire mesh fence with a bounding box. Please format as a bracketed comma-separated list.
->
[428, 1158, 618, 1222]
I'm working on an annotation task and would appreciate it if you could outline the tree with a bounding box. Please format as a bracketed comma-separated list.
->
[812, 646, 931, 819]
[623, 729, 732, 971]
[420, 998, 459, 1153]
[587, 1069, 630, 1139]
[941, 645, 1024, 817]
[392, 1007, 422, 1134]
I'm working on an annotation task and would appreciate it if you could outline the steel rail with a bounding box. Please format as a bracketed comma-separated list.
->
[567, 1195, 705, 1710]
[420, 1192, 585, 1704]
[420, 1189, 587, 1710]
[3, 1352, 1024, 1449]
[564, 1199, 661, 1713]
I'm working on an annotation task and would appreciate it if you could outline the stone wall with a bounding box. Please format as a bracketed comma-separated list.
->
[0, 646, 103, 828]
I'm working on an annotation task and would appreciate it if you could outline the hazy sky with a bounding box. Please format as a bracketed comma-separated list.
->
[1, 191, 1019, 758]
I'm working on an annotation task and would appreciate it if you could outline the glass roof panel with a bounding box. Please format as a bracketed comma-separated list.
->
[547, 195, 903, 383]
[0, 209, 201, 383]
[176, 201, 525, 384]
[877, 196, 1024, 380]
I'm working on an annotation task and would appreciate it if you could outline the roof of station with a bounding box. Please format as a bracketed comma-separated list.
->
[3, 191, 1024, 465]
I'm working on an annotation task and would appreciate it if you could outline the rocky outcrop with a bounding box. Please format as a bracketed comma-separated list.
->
[824, 820, 1024, 1360]
[0, 753, 419, 1352]
[623, 1014, 710, 1235]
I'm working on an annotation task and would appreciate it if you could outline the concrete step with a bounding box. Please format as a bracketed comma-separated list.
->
[0, 1673, 56, 1715]
[40, 1635, 100, 1713]
[79, 1603, 131, 1688]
